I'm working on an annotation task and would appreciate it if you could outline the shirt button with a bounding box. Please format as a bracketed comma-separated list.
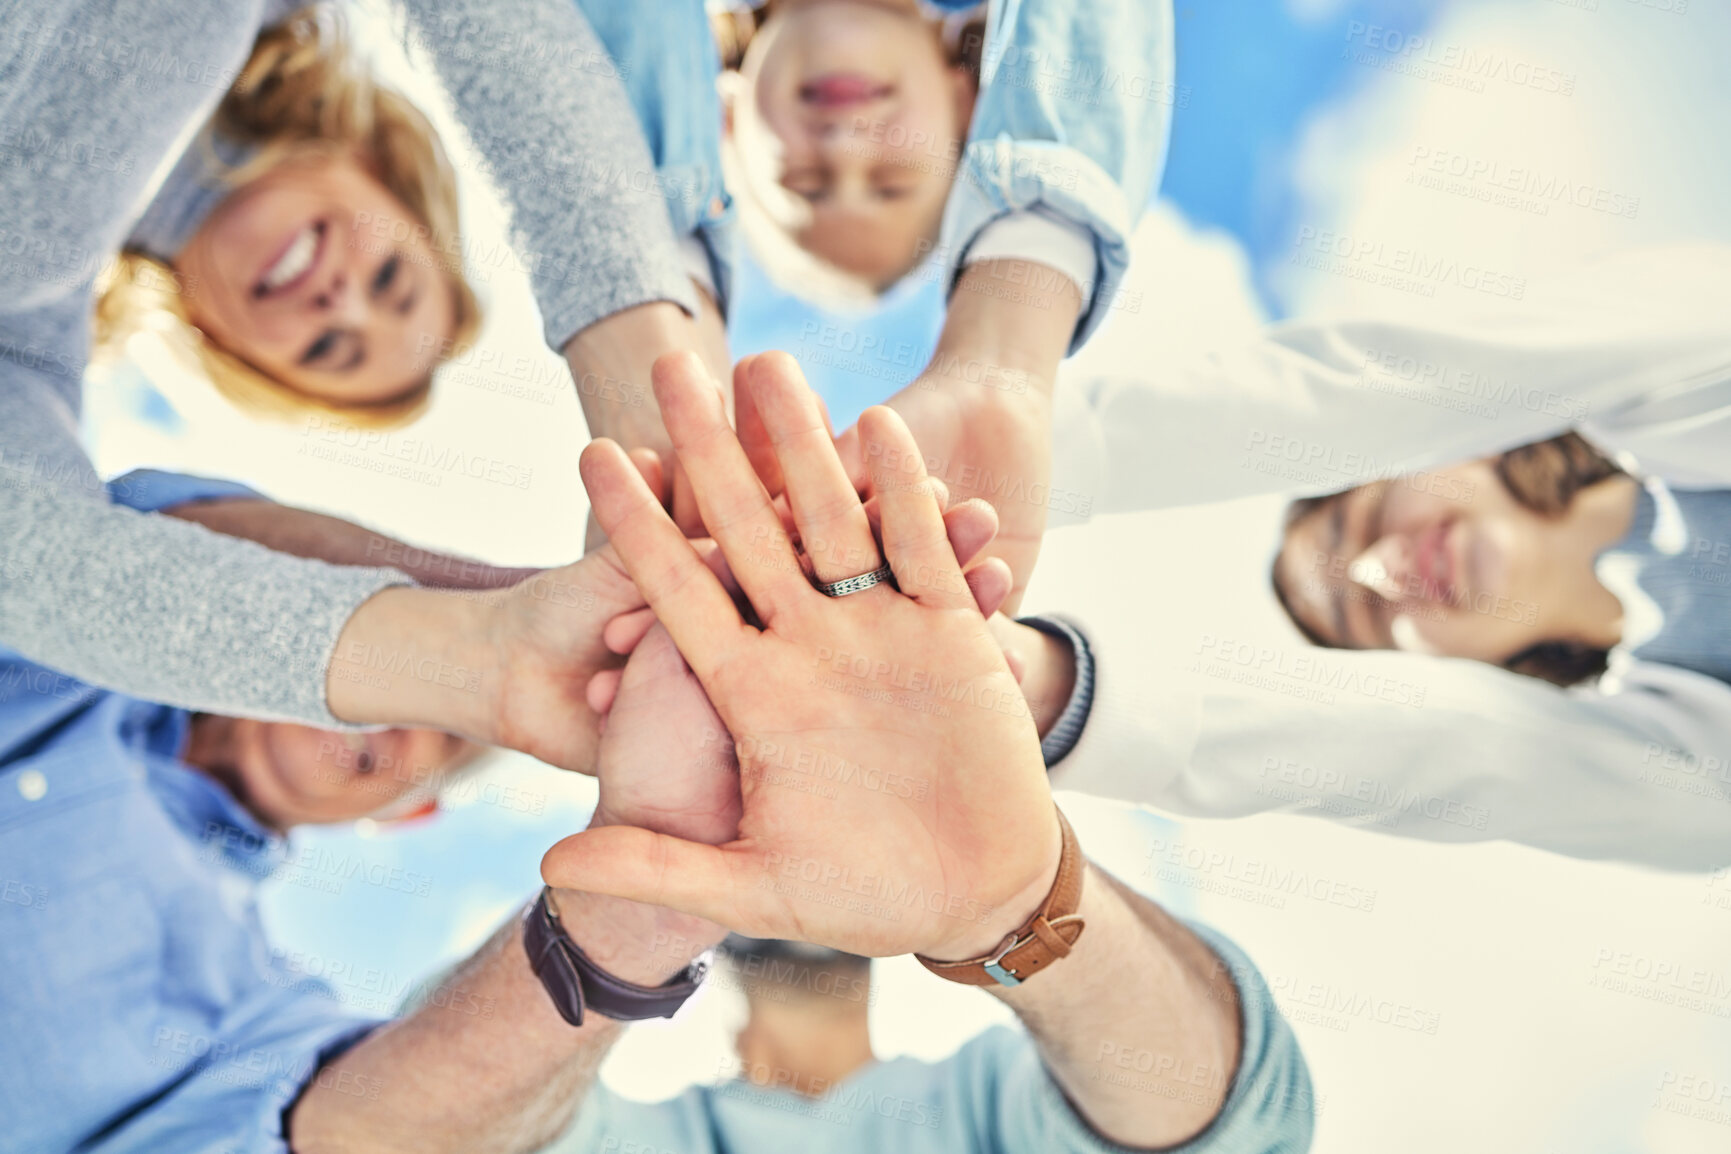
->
[16, 769, 47, 801]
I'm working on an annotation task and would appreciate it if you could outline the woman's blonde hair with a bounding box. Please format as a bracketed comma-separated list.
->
[96, 5, 480, 428]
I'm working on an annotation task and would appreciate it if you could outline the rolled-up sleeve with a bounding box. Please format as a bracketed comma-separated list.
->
[106, 468, 265, 514]
[961, 924, 1313, 1154]
[82, 997, 381, 1154]
[939, 0, 1175, 351]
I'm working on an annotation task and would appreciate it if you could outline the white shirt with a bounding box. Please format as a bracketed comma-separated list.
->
[1046, 244, 1731, 872]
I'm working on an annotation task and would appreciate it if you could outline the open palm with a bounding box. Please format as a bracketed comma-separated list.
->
[589, 621, 740, 846]
[543, 352, 1060, 961]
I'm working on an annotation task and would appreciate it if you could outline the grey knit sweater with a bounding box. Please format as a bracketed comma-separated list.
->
[0, 0, 694, 724]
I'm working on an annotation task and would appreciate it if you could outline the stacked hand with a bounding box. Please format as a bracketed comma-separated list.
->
[836, 370, 1051, 617]
[547, 351, 1061, 962]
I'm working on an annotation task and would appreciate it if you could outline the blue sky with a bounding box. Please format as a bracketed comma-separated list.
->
[728, 0, 1450, 426]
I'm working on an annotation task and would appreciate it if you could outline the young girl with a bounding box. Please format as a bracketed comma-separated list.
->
[99, 7, 481, 427]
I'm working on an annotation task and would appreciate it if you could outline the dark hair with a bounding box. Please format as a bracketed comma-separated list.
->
[1271, 432, 1626, 687]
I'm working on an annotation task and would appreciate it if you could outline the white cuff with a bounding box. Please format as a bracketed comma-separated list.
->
[678, 234, 717, 303]
[963, 208, 1098, 307]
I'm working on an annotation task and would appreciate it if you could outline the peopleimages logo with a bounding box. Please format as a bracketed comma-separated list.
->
[1290, 227, 1527, 300]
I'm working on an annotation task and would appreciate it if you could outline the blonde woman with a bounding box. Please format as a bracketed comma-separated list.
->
[98, 8, 482, 426]
[1, 1, 719, 753]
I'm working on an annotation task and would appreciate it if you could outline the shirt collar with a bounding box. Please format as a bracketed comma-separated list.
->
[135, 703, 288, 879]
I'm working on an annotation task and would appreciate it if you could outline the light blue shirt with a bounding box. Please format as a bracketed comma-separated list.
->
[0, 471, 379, 1154]
[551, 923, 1314, 1154]
[1602, 481, 1731, 686]
[593, 0, 1172, 352]
[939, 0, 1175, 351]
[573, 0, 735, 315]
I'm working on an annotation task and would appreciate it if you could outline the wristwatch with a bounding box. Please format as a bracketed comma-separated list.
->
[916, 807, 1086, 988]
[523, 887, 709, 1027]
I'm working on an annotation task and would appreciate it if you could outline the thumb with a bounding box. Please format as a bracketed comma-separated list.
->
[541, 825, 743, 925]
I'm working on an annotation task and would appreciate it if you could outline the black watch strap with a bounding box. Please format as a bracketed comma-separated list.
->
[523, 887, 709, 1027]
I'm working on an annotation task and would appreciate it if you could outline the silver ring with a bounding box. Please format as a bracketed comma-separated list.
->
[816, 563, 896, 598]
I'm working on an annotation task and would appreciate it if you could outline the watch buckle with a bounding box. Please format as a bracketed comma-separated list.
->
[982, 932, 1027, 988]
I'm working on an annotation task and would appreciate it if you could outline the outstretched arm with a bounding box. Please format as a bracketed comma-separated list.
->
[289, 888, 721, 1154]
[990, 863, 1241, 1147]
[400, 0, 730, 533]
[854, 259, 1081, 613]
[294, 601, 738, 1153]
[163, 497, 535, 590]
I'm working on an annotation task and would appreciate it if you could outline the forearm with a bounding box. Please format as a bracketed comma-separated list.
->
[929, 259, 1082, 399]
[565, 289, 729, 449]
[164, 499, 536, 590]
[402, 0, 696, 349]
[991, 863, 1239, 1149]
[1, 447, 399, 726]
[290, 890, 723, 1154]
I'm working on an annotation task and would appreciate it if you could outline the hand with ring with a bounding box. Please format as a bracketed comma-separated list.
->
[545, 351, 1061, 963]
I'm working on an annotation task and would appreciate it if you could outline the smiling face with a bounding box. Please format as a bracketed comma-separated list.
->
[733, 0, 974, 288]
[175, 153, 457, 408]
[1276, 460, 1599, 664]
[187, 716, 481, 830]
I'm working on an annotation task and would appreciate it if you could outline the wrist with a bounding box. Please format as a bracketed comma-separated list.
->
[589, 802, 737, 849]
[920, 817, 1065, 963]
[545, 886, 726, 986]
[1023, 624, 1078, 740]
[563, 301, 695, 445]
[326, 586, 503, 739]
[988, 617, 1077, 740]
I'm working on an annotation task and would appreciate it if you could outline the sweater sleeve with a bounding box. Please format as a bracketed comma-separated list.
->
[0, 0, 415, 728]
[0, 348, 406, 726]
[399, 0, 699, 351]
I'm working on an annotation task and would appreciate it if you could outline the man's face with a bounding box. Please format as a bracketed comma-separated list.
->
[225, 721, 479, 828]
[1275, 459, 1564, 664]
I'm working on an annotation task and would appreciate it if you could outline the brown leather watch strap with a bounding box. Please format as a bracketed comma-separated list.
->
[916, 807, 1085, 988]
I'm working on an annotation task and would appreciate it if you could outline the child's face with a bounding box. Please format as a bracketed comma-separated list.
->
[735, 0, 975, 288]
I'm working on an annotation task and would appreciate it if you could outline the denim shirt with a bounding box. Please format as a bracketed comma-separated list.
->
[573, 0, 736, 314]
[942, 0, 1175, 350]
[594, 0, 1172, 352]
[0, 471, 377, 1154]
[1599, 480, 1731, 687]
